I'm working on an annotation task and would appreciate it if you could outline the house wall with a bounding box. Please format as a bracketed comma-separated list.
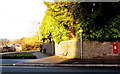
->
[14, 46, 22, 52]
[3, 47, 15, 52]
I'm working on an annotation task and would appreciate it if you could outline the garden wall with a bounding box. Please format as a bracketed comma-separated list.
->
[55, 40, 120, 59]
[42, 42, 55, 55]
[55, 40, 81, 58]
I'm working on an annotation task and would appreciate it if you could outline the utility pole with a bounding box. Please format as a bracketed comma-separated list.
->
[79, 29, 83, 59]
[37, 22, 41, 51]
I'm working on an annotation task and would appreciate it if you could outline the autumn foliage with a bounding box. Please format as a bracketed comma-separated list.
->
[10, 35, 40, 51]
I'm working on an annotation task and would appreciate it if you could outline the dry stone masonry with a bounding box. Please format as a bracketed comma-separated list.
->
[55, 40, 120, 59]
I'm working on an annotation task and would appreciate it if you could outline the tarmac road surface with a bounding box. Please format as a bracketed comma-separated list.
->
[1, 66, 119, 73]
[0, 50, 40, 55]
[1, 59, 35, 65]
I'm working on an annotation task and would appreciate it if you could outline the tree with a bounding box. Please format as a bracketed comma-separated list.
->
[10, 34, 40, 51]
[80, 2, 120, 41]
[40, 2, 120, 43]
[40, 2, 82, 43]
[0, 39, 10, 45]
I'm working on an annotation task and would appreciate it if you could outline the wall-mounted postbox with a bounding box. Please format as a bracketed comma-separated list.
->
[112, 42, 118, 54]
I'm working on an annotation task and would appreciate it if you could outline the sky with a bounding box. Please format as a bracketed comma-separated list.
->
[0, 0, 47, 40]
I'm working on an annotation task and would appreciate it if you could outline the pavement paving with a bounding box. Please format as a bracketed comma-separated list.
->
[13, 54, 120, 68]
[31, 51, 52, 59]
[1, 51, 120, 68]
[17, 52, 120, 64]
[25, 56, 70, 64]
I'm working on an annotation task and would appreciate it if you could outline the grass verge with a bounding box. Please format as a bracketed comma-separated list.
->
[1, 53, 37, 59]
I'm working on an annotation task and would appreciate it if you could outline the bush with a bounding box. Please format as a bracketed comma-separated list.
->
[22, 44, 40, 51]
[1, 52, 37, 59]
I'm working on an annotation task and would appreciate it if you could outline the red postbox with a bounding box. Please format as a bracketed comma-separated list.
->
[112, 42, 118, 54]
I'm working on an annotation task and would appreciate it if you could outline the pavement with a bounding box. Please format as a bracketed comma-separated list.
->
[11, 52, 120, 68]
[25, 56, 70, 63]
[31, 51, 52, 59]
[1, 51, 120, 68]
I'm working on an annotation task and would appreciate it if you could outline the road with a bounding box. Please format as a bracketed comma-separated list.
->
[0, 50, 51, 59]
[1, 59, 35, 65]
[1, 51, 51, 65]
[1, 66, 119, 73]
[0, 51, 119, 74]
[0, 51, 40, 65]
[0, 50, 40, 55]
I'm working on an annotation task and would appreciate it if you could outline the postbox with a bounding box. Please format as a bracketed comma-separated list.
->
[112, 42, 118, 54]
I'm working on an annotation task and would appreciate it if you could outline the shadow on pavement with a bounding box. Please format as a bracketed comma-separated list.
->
[58, 59, 120, 64]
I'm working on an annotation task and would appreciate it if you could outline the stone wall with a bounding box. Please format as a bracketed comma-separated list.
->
[55, 40, 120, 59]
[55, 40, 81, 58]
[42, 42, 55, 55]
[83, 41, 119, 59]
